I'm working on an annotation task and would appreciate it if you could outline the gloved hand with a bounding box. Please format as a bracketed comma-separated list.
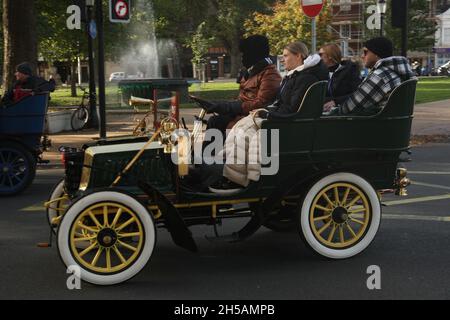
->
[189, 95, 219, 114]
[210, 101, 243, 117]
[189, 95, 242, 116]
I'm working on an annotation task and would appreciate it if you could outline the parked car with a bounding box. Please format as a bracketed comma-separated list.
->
[437, 61, 450, 76]
[109, 72, 126, 82]
[46, 79, 417, 286]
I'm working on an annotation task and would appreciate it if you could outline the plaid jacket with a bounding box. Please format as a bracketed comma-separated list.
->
[340, 56, 416, 115]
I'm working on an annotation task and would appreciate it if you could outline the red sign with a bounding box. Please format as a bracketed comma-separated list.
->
[109, 0, 131, 23]
[115, 0, 128, 18]
[300, 0, 324, 18]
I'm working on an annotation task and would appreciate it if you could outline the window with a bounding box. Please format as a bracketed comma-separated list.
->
[340, 0, 352, 11]
[445, 28, 450, 44]
[340, 24, 351, 39]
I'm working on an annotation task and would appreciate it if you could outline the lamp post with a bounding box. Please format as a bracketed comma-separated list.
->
[85, 0, 98, 129]
[95, 0, 107, 139]
[378, 0, 387, 36]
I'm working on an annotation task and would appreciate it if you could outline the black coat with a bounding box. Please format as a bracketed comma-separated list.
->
[325, 60, 361, 105]
[2, 76, 56, 106]
[271, 60, 329, 114]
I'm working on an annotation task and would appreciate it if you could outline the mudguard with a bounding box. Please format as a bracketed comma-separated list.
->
[138, 181, 198, 252]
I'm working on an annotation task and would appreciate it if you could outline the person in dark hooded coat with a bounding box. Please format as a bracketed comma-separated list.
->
[1, 62, 56, 107]
[319, 43, 361, 111]
[266, 41, 329, 115]
[191, 35, 281, 134]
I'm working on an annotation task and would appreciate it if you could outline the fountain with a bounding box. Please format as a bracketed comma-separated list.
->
[118, 0, 190, 104]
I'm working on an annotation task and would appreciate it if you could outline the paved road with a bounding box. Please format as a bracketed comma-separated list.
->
[0, 144, 449, 300]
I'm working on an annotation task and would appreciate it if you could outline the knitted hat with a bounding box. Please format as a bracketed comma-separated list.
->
[16, 62, 33, 76]
[364, 37, 393, 59]
[239, 35, 270, 68]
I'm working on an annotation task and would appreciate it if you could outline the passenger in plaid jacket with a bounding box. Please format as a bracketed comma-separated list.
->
[327, 37, 416, 116]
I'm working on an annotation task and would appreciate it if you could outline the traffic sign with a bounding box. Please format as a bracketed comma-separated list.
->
[109, 0, 131, 23]
[300, 0, 324, 18]
[89, 20, 97, 39]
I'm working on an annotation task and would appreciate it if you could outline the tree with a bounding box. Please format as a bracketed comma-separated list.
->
[185, 21, 215, 79]
[205, 0, 276, 77]
[364, 0, 437, 54]
[36, 0, 87, 96]
[244, 0, 333, 54]
[2, 0, 37, 90]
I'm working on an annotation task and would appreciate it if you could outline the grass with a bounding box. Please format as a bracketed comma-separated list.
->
[44, 77, 450, 108]
[48, 81, 240, 109]
[189, 81, 239, 100]
[49, 85, 121, 108]
[415, 77, 450, 104]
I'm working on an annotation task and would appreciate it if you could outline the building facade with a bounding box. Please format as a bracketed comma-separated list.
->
[330, 0, 366, 58]
[432, 0, 450, 67]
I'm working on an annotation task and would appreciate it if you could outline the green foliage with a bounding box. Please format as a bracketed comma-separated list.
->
[364, 0, 437, 53]
[185, 22, 215, 65]
[36, 0, 87, 62]
[205, 0, 275, 45]
[243, 0, 333, 54]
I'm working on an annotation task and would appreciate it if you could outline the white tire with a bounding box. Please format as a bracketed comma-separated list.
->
[299, 173, 381, 259]
[47, 178, 69, 232]
[57, 190, 156, 286]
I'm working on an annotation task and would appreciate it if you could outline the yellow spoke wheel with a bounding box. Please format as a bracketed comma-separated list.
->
[300, 173, 381, 260]
[309, 183, 371, 249]
[69, 202, 145, 275]
[58, 190, 156, 285]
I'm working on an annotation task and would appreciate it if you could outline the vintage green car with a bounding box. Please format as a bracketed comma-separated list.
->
[46, 79, 416, 286]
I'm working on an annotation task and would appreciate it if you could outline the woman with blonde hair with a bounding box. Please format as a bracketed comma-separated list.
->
[261, 41, 328, 114]
[319, 43, 361, 111]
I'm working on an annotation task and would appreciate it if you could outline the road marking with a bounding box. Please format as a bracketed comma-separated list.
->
[384, 214, 450, 222]
[21, 203, 46, 212]
[412, 181, 450, 191]
[409, 171, 450, 175]
[382, 194, 450, 206]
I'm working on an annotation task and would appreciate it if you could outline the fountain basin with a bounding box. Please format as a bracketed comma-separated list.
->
[118, 78, 193, 104]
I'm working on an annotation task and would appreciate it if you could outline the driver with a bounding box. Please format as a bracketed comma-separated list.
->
[194, 35, 282, 135]
[1, 62, 56, 107]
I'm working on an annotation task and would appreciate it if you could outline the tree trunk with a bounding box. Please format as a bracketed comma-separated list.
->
[71, 60, 77, 97]
[2, 0, 37, 91]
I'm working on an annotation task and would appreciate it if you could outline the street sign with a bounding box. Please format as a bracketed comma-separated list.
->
[89, 20, 97, 39]
[300, 0, 324, 18]
[109, 0, 131, 23]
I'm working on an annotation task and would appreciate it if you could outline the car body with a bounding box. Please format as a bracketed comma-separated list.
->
[109, 72, 126, 82]
[47, 80, 417, 286]
[0, 93, 49, 196]
[437, 61, 450, 76]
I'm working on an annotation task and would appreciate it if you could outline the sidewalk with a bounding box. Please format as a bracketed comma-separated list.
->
[41, 100, 450, 167]
[411, 99, 450, 136]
